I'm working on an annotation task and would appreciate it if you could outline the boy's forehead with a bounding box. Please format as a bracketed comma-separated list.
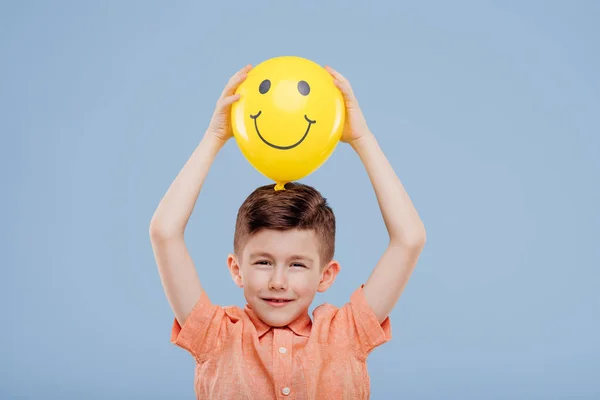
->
[244, 228, 321, 257]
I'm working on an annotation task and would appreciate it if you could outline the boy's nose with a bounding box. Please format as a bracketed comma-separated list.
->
[268, 271, 288, 290]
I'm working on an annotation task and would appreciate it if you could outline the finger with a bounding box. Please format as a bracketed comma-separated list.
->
[220, 73, 247, 98]
[324, 65, 349, 84]
[325, 66, 355, 98]
[219, 93, 241, 108]
[231, 64, 252, 82]
[220, 64, 252, 98]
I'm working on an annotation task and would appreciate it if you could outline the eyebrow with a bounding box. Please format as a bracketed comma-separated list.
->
[249, 252, 314, 262]
[249, 251, 273, 258]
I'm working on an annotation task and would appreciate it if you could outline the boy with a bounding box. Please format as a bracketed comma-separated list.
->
[150, 64, 426, 399]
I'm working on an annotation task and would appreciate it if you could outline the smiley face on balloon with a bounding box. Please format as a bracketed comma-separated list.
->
[231, 56, 345, 189]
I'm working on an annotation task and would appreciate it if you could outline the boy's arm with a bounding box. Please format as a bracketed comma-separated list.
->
[325, 66, 426, 324]
[149, 65, 251, 327]
[352, 134, 426, 324]
[149, 135, 225, 327]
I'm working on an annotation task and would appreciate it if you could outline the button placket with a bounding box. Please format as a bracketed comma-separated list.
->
[272, 328, 293, 398]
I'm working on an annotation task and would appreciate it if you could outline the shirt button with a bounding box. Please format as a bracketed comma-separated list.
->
[281, 387, 291, 396]
[279, 347, 287, 354]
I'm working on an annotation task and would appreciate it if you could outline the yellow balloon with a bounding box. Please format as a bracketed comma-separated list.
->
[231, 56, 345, 190]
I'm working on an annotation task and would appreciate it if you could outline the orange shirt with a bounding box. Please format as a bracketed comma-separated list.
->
[171, 284, 391, 399]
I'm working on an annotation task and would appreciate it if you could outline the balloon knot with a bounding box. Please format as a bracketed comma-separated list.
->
[274, 182, 286, 191]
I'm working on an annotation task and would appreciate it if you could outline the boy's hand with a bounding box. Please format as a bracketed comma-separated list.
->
[325, 66, 374, 145]
[206, 64, 253, 142]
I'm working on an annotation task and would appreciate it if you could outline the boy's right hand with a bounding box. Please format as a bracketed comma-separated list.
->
[206, 64, 253, 142]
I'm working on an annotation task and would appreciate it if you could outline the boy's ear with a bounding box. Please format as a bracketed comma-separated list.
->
[227, 253, 244, 288]
[317, 260, 340, 292]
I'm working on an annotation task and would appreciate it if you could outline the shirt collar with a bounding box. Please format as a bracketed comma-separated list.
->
[244, 303, 312, 338]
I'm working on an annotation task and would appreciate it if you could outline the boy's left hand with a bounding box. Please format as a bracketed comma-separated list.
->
[325, 66, 374, 145]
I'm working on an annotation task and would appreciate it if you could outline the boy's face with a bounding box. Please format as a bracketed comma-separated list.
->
[228, 228, 339, 327]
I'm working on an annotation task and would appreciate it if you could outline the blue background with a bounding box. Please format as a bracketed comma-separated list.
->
[2, 1, 598, 398]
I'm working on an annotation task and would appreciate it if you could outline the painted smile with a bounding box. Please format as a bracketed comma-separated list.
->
[250, 111, 316, 150]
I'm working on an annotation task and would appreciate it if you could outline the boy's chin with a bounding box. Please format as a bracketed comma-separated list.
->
[262, 317, 291, 328]
[257, 305, 306, 327]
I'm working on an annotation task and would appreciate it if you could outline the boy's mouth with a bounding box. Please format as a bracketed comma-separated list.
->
[262, 298, 294, 307]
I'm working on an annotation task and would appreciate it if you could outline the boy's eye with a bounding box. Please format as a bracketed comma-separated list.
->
[255, 260, 270, 265]
[291, 263, 306, 268]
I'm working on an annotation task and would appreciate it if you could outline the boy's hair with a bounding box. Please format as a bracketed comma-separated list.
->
[234, 182, 335, 263]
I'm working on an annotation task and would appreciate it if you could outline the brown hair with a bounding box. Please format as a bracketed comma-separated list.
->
[234, 182, 335, 263]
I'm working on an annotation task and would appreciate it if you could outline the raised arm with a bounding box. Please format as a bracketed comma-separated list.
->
[326, 66, 427, 324]
[149, 65, 251, 326]
[351, 135, 426, 323]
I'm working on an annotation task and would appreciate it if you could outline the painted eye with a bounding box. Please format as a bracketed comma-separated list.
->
[259, 79, 271, 94]
[297, 80, 310, 96]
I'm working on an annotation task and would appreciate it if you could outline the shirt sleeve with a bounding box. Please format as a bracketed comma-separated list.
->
[170, 290, 227, 361]
[328, 284, 392, 356]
